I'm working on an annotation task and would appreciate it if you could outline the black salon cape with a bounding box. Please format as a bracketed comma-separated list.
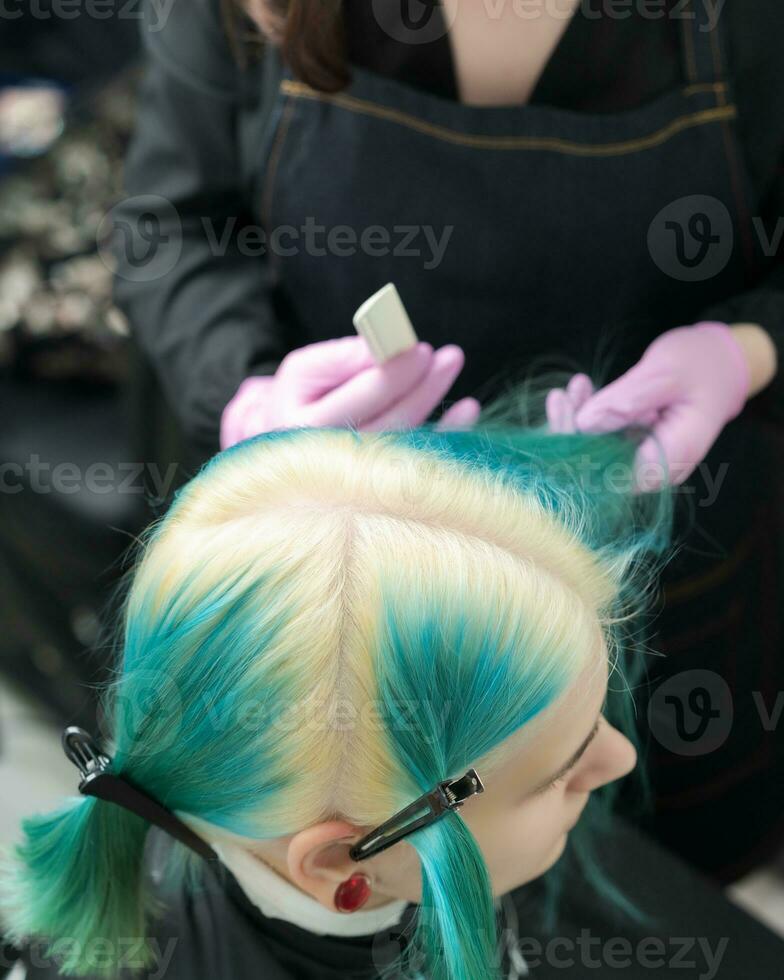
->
[13, 818, 784, 980]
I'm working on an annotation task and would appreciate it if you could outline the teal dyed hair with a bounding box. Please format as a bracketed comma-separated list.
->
[0, 381, 674, 980]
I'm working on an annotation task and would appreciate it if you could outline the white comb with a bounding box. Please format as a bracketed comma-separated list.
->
[352, 283, 419, 364]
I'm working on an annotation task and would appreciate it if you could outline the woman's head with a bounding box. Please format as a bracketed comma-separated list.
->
[1, 420, 672, 979]
[247, 644, 635, 914]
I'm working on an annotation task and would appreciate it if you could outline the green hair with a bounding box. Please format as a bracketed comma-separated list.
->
[0, 378, 674, 980]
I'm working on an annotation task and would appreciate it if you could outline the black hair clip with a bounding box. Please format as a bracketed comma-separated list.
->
[349, 768, 484, 862]
[62, 727, 218, 863]
[63, 729, 483, 866]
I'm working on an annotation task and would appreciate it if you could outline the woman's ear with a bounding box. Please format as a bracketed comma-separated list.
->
[286, 820, 367, 910]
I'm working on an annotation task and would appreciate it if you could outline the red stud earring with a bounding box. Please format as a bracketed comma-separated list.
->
[334, 872, 372, 913]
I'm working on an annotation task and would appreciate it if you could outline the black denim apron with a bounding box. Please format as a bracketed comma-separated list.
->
[249, 2, 783, 881]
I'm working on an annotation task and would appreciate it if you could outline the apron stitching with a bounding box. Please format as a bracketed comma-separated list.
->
[706, 15, 758, 277]
[717, 130, 758, 278]
[682, 81, 727, 97]
[708, 26, 724, 105]
[260, 96, 297, 243]
[680, 7, 698, 85]
[279, 81, 736, 156]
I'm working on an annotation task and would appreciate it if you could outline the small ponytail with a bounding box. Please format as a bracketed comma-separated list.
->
[0, 794, 156, 977]
[402, 815, 499, 980]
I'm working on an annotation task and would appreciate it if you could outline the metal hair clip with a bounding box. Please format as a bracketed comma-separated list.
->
[349, 768, 484, 862]
[62, 727, 218, 862]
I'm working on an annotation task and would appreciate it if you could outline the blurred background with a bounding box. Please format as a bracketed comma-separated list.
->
[0, 4, 782, 971]
[0, 0, 193, 871]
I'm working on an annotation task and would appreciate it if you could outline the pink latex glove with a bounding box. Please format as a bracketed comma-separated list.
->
[546, 374, 660, 433]
[546, 373, 599, 434]
[546, 322, 751, 492]
[220, 336, 482, 449]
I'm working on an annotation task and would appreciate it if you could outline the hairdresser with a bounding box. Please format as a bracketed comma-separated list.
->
[112, 0, 783, 882]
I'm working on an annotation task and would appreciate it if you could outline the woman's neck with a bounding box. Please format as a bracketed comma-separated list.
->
[440, 0, 581, 106]
[212, 839, 410, 938]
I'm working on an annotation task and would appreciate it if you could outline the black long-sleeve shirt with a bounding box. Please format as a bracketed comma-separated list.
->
[113, 0, 784, 457]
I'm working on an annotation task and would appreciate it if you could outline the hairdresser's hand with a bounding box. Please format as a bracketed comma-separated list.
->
[220, 337, 482, 448]
[562, 322, 751, 491]
[546, 374, 660, 433]
[546, 373, 597, 433]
